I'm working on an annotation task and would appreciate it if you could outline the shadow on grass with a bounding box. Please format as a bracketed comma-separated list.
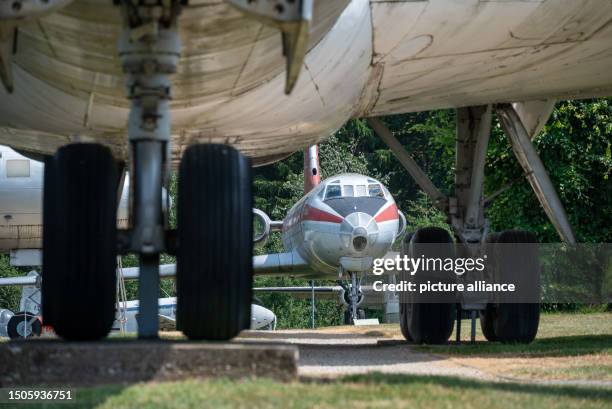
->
[413, 334, 612, 357]
[337, 372, 612, 401]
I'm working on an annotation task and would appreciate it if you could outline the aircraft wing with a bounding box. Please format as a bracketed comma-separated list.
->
[252, 251, 313, 276]
[0, 250, 314, 288]
[254, 286, 341, 301]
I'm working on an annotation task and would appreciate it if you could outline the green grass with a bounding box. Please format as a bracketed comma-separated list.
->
[415, 312, 612, 357]
[414, 334, 612, 357]
[512, 364, 612, 381]
[31, 374, 612, 409]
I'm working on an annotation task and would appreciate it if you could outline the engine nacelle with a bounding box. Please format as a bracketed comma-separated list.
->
[253, 208, 272, 247]
[396, 210, 407, 240]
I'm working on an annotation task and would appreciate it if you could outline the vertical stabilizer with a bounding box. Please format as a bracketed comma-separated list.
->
[303, 145, 320, 194]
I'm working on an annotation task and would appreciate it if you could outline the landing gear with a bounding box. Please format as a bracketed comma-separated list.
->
[42, 144, 118, 340]
[480, 230, 540, 343]
[400, 227, 455, 344]
[339, 272, 364, 324]
[176, 144, 253, 340]
[343, 308, 365, 325]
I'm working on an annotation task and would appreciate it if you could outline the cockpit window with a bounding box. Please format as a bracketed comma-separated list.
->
[343, 185, 354, 197]
[368, 184, 384, 198]
[355, 185, 366, 197]
[325, 184, 341, 199]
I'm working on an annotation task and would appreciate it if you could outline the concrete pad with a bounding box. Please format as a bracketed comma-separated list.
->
[0, 340, 298, 387]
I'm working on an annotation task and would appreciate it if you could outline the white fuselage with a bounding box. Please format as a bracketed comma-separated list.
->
[0, 146, 129, 252]
[0, 1, 611, 165]
[114, 298, 276, 333]
[282, 173, 400, 275]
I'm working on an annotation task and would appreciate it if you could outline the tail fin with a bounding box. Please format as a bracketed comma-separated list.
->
[303, 145, 320, 194]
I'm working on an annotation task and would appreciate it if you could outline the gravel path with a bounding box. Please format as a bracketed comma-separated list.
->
[239, 328, 612, 388]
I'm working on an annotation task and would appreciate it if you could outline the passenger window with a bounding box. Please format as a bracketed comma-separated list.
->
[343, 185, 354, 197]
[325, 185, 341, 199]
[368, 184, 384, 198]
[356, 185, 366, 196]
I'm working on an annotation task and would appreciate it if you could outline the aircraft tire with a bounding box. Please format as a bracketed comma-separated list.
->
[176, 144, 253, 340]
[42, 144, 118, 340]
[399, 232, 414, 342]
[401, 227, 455, 344]
[479, 233, 500, 342]
[491, 230, 540, 344]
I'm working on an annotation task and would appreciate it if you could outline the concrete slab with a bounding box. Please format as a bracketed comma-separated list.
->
[0, 340, 298, 387]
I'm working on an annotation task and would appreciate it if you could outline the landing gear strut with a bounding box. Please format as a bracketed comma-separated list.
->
[339, 272, 364, 324]
[116, 0, 181, 339]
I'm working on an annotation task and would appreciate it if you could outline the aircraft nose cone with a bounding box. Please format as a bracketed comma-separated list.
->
[340, 212, 379, 252]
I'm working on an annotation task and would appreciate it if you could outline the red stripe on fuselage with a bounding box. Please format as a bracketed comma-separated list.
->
[375, 203, 398, 222]
[303, 205, 343, 223]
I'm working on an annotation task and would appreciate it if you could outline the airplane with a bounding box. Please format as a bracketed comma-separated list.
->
[0, 0, 609, 343]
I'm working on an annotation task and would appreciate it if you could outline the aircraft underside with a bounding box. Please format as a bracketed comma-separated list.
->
[0, 0, 611, 164]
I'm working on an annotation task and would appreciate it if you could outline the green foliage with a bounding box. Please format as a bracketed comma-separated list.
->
[485, 100, 612, 243]
[0, 255, 23, 312]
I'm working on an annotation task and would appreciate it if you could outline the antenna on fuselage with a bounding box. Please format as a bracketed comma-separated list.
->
[304, 145, 320, 194]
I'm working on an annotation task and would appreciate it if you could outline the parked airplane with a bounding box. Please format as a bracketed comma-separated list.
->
[0, 0, 608, 343]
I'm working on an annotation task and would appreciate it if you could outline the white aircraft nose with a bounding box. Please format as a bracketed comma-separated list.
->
[340, 212, 379, 252]
[251, 304, 277, 330]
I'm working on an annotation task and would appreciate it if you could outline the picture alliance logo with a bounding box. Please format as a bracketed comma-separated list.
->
[372, 254, 488, 276]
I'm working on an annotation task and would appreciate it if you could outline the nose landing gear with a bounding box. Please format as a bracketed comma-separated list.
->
[339, 272, 365, 324]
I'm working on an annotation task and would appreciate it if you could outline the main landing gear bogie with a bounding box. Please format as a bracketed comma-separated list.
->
[397, 226, 540, 345]
[41, 143, 254, 341]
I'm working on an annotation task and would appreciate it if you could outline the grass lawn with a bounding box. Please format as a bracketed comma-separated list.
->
[35, 373, 612, 409]
[410, 312, 612, 382]
[11, 312, 612, 408]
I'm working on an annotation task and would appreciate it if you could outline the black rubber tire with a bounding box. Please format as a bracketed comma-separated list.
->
[176, 144, 253, 340]
[479, 304, 498, 342]
[493, 230, 540, 344]
[7, 312, 42, 339]
[401, 227, 455, 344]
[399, 232, 414, 342]
[479, 233, 500, 342]
[42, 144, 118, 340]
